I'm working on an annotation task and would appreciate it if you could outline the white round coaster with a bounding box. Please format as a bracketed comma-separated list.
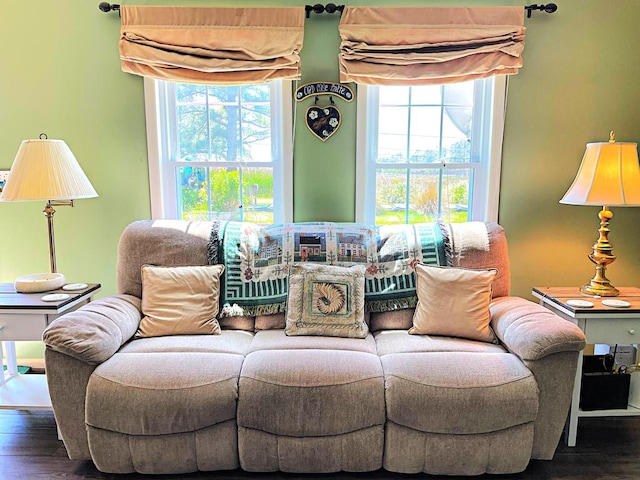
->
[566, 299, 594, 308]
[62, 283, 88, 291]
[602, 299, 631, 308]
[41, 293, 70, 302]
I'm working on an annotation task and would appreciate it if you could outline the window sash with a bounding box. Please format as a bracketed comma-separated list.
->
[356, 76, 507, 224]
[144, 78, 293, 222]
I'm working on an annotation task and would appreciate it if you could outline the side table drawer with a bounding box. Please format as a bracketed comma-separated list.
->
[584, 319, 640, 345]
[0, 313, 52, 341]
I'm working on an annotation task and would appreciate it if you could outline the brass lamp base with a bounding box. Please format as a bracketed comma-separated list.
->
[580, 279, 619, 297]
[581, 206, 619, 297]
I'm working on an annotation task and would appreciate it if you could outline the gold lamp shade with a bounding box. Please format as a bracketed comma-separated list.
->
[560, 132, 640, 296]
[0, 136, 98, 274]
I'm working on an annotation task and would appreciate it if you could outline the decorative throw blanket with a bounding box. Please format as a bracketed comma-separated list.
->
[208, 221, 448, 316]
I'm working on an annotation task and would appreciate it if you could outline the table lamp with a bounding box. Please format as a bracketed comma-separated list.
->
[0, 134, 98, 289]
[560, 131, 640, 297]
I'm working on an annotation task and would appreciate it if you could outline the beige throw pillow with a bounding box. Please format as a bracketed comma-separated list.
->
[409, 264, 498, 343]
[136, 264, 225, 338]
[285, 263, 368, 338]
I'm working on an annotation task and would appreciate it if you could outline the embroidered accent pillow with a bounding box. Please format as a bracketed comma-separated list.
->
[136, 264, 224, 338]
[409, 264, 498, 343]
[285, 263, 368, 338]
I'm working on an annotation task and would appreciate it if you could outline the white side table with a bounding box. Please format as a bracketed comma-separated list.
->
[0, 282, 101, 409]
[532, 286, 640, 447]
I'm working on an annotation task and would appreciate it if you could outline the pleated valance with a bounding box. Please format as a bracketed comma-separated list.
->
[119, 6, 305, 85]
[339, 6, 526, 86]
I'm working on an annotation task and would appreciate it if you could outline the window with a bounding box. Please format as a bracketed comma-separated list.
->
[356, 76, 507, 225]
[144, 78, 293, 223]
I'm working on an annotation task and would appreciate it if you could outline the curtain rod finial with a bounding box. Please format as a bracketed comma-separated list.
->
[99, 2, 119, 13]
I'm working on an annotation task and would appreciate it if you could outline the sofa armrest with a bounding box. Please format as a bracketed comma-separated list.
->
[43, 294, 142, 365]
[490, 296, 586, 361]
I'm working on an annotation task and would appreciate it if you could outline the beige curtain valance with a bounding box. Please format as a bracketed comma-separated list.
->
[119, 6, 305, 85]
[339, 6, 525, 86]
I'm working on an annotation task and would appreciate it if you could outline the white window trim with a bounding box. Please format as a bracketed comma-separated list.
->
[143, 77, 294, 222]
[355, 76, 507, 224]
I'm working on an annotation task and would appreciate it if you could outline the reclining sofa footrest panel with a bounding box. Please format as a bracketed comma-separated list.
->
[237, 349, 385, 472]
[239, 425, 383, 473]
[384, 422, 534, 475]
[87, 420, 238, 474]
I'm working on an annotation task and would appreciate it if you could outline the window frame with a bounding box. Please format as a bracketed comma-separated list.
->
[355, 76, 507, 224]
[143, 77, 294, 223]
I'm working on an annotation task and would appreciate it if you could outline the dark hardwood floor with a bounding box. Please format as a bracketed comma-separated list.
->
[1, 409, 639, 480]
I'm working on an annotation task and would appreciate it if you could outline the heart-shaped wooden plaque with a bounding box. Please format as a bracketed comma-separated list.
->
[305, 105, 341, 142]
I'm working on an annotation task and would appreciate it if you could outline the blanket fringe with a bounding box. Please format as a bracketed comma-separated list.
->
[207, 220, 220, 265]
[219, 301, 287, 318]
[366, 296, 418, 313]
[438, 219, 454, 267]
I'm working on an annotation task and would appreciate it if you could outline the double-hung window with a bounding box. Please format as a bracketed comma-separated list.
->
[356, 76, 507, 225]
[144, 78, 293, 223]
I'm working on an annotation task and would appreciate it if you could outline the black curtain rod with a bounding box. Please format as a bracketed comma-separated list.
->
[98, 3, 558, 19]
[305, 4, 344, 18]
[97, 3, 345, 16]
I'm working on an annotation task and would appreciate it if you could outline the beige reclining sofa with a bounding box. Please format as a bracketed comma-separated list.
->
[43, 220, 586, 475]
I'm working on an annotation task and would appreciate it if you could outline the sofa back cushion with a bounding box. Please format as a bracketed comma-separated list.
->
[447, 221, 510, 298]
[117, 220, 213, 298]
[116, 220, 509, 333]
[369, 222, 509, 332]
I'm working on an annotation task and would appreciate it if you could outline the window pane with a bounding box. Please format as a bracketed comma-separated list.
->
[441, 168, 472, 222]
[442, 106, 472, 162]
[208, 86, 241, 161]
[443, 82, 474, 106]
[411, 85, 442, 105]
[176, 84, 208, 161]
[408, 169, 441, 223]
[409, 106, 442, 162]
[242, 167, 274, 224]
[240, 85, 271, 162]
[376, 168, 407, 225]
[375, 168, 408, 225]
[177, 166, 242, 221]
[379, 86, 409, 105]
[378, 106, 408, 162]
[443, 137, 472, 164]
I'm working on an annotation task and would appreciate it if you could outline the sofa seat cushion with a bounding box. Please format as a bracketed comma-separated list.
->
[382, 352, 538, 435]
[119, 330, 254, 355]
[238, 349, 385, 437]
[375, 330, 506, 357]
[86, 351, 244, 435]
[248, 329, 376, 354]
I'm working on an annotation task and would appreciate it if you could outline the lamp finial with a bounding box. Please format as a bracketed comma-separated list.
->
[609, 131, 615, 143]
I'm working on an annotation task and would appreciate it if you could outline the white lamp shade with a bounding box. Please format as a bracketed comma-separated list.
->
[0, 138, 98, 202]
[560, 140, 640, 206]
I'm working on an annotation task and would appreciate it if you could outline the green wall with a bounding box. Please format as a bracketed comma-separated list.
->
[2, 1, 640, 357]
